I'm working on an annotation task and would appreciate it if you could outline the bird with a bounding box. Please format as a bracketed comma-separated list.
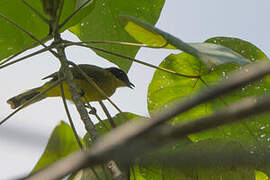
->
[7, 64, 134, 109]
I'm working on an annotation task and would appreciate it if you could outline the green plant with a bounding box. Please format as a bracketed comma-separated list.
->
[1, 1, 270, 180]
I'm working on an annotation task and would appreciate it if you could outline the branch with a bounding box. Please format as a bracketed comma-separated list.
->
[60, 82, 83, 149]
[22, 0, 50, 24]
[59, 0, 93, 30]
[0, 45, 53, 70]
[54, 35, 98, 141]
[65, 42, 200, 79]
[84, 99, 110, 131]
[73, 41, 148, 47]
[23, 61, 270, 180]
[99, 101, 116, 128]
[0, 35, 52, 66]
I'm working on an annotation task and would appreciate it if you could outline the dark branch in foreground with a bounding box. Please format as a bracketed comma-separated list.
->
[23, 61, 270, 180]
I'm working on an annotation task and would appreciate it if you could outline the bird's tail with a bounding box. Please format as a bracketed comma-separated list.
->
[7, 87, 45, 109]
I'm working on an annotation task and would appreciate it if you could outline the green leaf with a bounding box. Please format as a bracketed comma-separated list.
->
[137, 138, 255, 180]
[70, 0, 165, 72]
[70, 167, 113, 180]
[137, 137, 193, 180]
[95, 112, 144, 136]
[118, 15, 250, 68]
[0, 0, 93, 61]
[32, 121, 81, 173]
[60, 0, 96, 31]
[205, 37, 269, 62]
[255, 170, 269, 180]
[148, 51, 270, 145]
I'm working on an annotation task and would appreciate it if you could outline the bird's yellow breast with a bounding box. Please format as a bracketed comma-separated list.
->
[42, 72, 121, 102]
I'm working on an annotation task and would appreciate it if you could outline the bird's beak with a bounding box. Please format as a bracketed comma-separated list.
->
[127, 82, 135, 89]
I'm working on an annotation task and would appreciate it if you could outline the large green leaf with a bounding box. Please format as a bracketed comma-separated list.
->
[148, 51, 270, 144]
[95, 112, 143, 135]
[32, 121, 81, 173]
[137, 138, 256, 180]
[69, 0, 165, 72]
[118, 15, 250, 68]
[147, 37, 270, 177]
[205, 37, 268, 62]
[0, 0, 94, 61]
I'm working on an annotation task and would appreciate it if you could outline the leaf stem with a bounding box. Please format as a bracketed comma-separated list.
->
[0, 45, 53, 70]
[22, 0, 50, 24]
[99, 101, 116, 128]
[66, 42, 200, 79]
[59, 0, 94, 30]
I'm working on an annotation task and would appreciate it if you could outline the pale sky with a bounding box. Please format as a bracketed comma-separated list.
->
[1, 1, 270, 179]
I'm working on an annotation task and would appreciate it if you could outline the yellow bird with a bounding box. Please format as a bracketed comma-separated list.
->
[7, 64, 134, 109]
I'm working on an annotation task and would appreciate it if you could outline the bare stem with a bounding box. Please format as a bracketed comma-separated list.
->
[99, 101, 116, 128]
[52, 0, 64, 35]
[54, 34, 98, 141]
[22, 0, 50, 24]
[59, 0, 93, 30]
[22, 61, 270, 180]
[73, 41, 148, 48]
[65, 42, 200, 79]
[0, 45, 53, 70]
[84, 97, 110, 131]
[0, 35, 52, 66]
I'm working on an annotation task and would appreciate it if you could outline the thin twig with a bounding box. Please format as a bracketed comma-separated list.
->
[68, 61, 122, 113]
[0, 35, 52, 66]
[65, 42, 200, 79]
[60, 81, 83, 149]
[99, 101, 116, 128]
[53, 0, 64, 35]
[22, 0, 50, 24]
[23, 61, 270, 180]
[59, 0, 93, 30]
[0, 79, 63, 126]
[54, 34, 98, 142]
[73, 41, 148, 48]
[0, 13, 60, 59]
[84, 97, 110, 131]
[23, 93, 270, 180]
[0, 13, 48, 50]
[0, 45, 53, 70]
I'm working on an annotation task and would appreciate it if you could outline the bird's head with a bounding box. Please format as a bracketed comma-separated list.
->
[106, 67, 135, 89]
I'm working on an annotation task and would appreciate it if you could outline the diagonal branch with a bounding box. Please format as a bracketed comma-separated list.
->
[0, 13, 60, 59]
[59, 0, 94, 30]
[22, 0, 50, 24]
[73, 41, 148, 47]
[0, 45, 53, 70]
[0, 36, 52, 66]
[65, 42, 200, 79]
[99, 101, 116, 128]
[0, 13, 48, 49]
[23, 61, 270, 180]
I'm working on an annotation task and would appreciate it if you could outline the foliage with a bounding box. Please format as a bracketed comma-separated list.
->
[1, 1, 270, 180]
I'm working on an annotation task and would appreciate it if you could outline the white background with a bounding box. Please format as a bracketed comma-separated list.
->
[0, 1, 270, 179]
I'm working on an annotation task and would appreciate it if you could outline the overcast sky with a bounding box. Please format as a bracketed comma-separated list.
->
[1, 1, 270, 179]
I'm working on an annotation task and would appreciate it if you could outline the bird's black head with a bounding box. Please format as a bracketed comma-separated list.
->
[106, 67, 135, 89]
